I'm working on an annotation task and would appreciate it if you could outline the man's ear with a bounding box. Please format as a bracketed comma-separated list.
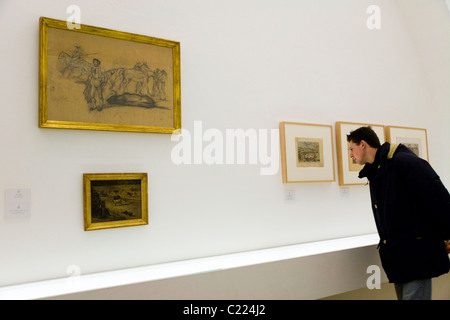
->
[360, 140, 367, 149]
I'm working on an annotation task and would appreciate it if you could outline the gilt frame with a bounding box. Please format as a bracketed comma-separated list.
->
[83, 173, 148, 231]
[39, 17, 181, 133]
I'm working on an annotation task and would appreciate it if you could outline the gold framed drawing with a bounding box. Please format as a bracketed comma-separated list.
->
[280, 122, 335, 183]
[39, 17, 181, 134]
[385, 126, 429, 161]
[83, 173, 148, 231]
[335, 122, 385, 186]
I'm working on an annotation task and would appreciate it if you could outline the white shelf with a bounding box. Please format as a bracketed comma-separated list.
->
[0, 233, 379, 300]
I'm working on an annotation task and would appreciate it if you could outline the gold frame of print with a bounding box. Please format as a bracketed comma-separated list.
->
[39, 17, 181, 134]
[385, 126, 429, 161]
[83, 173, 148, 231]
[280, 122, 335, 183]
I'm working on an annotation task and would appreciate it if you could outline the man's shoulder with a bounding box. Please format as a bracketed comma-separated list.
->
[390, 144, 419, 160]
[388, 144, 426, 168]
[390, 144, 438, 178]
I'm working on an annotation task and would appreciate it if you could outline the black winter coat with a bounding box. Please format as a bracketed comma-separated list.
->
[359, 142, 450, 283]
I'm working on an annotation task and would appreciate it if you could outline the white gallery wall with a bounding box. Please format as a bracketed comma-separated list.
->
[0, 0, 449, 287]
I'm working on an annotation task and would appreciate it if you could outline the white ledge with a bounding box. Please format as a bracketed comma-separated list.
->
[0, 233, 379, 300]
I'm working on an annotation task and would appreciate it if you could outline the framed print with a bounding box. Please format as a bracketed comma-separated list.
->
[280, 122, 335, 183]
[83, 173, 148, 231]
[385, 126, 429, 161]
[39, 17, 181, 133]
[335, 122, 385, 186]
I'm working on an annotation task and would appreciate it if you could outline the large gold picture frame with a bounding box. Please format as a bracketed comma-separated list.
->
[83, 173, 148, 231]
[39, 17, 181, 133]
[280, 122, 335, 183]
[335, 121, 385, 186]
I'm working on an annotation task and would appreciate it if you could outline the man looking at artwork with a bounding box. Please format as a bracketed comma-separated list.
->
[347, 126, 450, 300]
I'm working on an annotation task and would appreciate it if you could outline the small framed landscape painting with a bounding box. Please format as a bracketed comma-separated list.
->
[83, 173, 148, 231]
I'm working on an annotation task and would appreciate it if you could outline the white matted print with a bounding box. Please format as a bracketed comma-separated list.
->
[385, 126, 428, 161]
[280, 122, 335, 183]
[335, 122, 385, 186]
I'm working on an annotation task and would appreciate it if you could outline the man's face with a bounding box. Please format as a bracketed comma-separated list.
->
[348, 141, 365, 165]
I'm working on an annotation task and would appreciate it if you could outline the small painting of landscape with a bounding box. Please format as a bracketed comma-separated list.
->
[295, 137, 324, 167]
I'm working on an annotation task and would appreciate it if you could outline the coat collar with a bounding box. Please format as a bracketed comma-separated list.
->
[387, 143, 400, 160]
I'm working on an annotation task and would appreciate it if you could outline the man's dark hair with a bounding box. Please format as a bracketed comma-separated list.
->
[346, 126, 381, 148]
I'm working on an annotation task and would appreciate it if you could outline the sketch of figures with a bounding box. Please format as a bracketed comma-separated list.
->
[57, 45, 92, 80]
[152, 68, 167, 100]
[116, 62, 152, 96]
[56, 45, 169, 111]
[83, 58, 106, 110]
[295, 137, 324, 167]
[40, 17, 181, 133]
